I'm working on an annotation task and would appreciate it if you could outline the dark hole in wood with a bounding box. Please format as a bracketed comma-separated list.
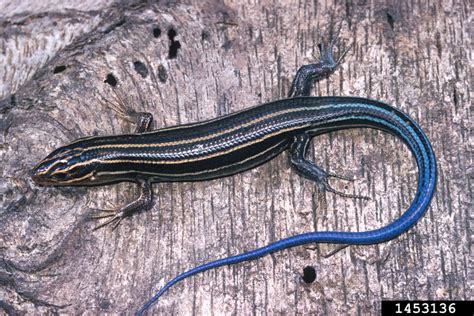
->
[453, 86, 458, 108]
[53, 65, 67, 74]
[153, 27, 161, 38]
[104, 73, 117, 87]
[386, 12, 395, 29]
[167, 28, 181, 59]
[168, 28, 177, 40]
[168, 41, 181, 59]
[435, 32, 442, 58]
[201, 30, 210, 41]
[157, 64, 168, 83]
[133, 61, 148, 78]
[302, 266, 316, 284]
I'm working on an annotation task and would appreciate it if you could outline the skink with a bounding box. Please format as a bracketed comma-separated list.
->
[31, 40, 437, 314]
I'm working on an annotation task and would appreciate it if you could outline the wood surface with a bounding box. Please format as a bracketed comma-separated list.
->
[0, 0, 471, 314]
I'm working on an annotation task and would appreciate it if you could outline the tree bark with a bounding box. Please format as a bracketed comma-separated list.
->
[0, 0, 471, 314]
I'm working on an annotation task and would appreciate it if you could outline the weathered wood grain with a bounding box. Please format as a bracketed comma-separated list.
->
[0, 0, 471, 314]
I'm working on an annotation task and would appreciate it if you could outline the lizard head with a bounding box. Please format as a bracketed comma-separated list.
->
[31, 144, 99, 186]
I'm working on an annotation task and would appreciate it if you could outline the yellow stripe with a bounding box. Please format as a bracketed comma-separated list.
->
[57, 171, 94, 184]
[78, 107, 313, 150]
[38, 107, 311, 176]
[51, 124, 309, 174]
[62, 103, 252, 148]
[94, 139, 287, 179]
[34, 158, 71, 176]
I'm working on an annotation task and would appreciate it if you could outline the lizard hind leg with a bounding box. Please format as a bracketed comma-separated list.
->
[289, 133, 370, 205]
